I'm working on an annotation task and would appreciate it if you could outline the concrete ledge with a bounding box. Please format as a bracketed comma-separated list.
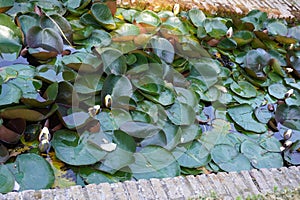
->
[1, 166, 299, 199]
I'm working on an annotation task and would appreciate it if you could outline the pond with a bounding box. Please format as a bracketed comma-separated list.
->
[0, 0, 300, 194]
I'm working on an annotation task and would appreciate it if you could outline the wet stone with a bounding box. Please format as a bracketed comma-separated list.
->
[149, 178, 168, 200]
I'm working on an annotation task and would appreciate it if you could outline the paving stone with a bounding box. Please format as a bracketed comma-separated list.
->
[85, 184, 101, 200]
[289, 166, 300, 182]
[149, 178, 168, 200]
[228, 172, 253, 199]
[137, 179, 155, 199]
[279, 167, 300, 188]
[52, 189, 70, 200]
[217, 172, 241, 199]
[69, 186, 88, 200]
[174, 176, 194, 198]
[162, 177, 184, 199]
[98, 183, 115, 199]
[3, 192, 19, 200]
[196, 174, 215, 196]
[239, 170, 260, 195]
[260, 168, 280, 191]
[270, 168, 291, 190]
[110, 182, 128, 199]
[123, 181, 140, 200]
[249, 169, 272, 194]
[207, 173, 231, 198]
[185, 175, 205, 197]
[39, 189, 54, 200]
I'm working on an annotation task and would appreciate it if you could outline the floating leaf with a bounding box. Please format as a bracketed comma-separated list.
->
[52, 130, 107, 166]
[7, 153, 54, 191]
[130, 146, 180, 180]
[166, 101, 195, 126]
[232, 30, 254, 46]
[230, 81, 257, 98]
[228, 104, 267, 133]
[120, 121, 161, 138]
[91, 3, 116, 30]
[268, 83, 288, 99]
[188, 9, 206, 27]
[284, 140, 300, 165]
[0, 164, 14, 194]
[275, 105, 300, 131]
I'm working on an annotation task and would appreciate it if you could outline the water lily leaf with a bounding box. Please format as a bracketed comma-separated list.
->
[130, 146, 180, 180]
[268, 83, 288, 99]
[284, 140, 300, 165]
[188, 9, 206, 27]
[0, 164, 14, 194]
[120, 121, 161, 138]
[211, 144, 251, 172]
[228, 104, 267, 133]
[7, 153, 54, 191]
[16, 13, 40, 41]
[26, 26, 64, 53]
[97, 48, 127, 75]
[275, 104, 300, 131]
[267, 21, 287, 36]
[230, 81, 257, 98]
[35, 0, 66, 15]
[134, 10, 161, 30]
[62, 111, 91, 129]
[0, 0, 13, 13]
[150, 37, 174, 64]
[166, 101, 195, 126]
[0, 98, 58, 119]
[172, 140, 210, 168]
[114, 23, 140, 37]
[0, 14, 22, 58]
[141, 85, 175, 106]
[97, 130, 136, 173]
[91, 3, 116, 30]
[161, 16, 189, 36]
[288, 26, 300, 41]
[41, 14, 73, 43]
[285, 90, 300, 106]
[62, 52, 101, 72]
[203, 18, 227, 39]
[0, 83, 21, 106]
[254, 106, 272, 124]
[241, 10, 267, 30]
[52, 130, 107, 166]
[217, 38, 237, 50]
[0, 118, 25, 144]
[79, 167, 116, 184]
[240, 140, 283, 169]
[232, 30, 254, 46]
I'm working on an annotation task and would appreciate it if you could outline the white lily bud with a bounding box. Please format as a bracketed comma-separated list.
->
[280, 146, 285, 152]
[283, 129, 292, 140]
[173, 3, 180, 16]
[285, 89, 294, 98]
[105, 94, 112, 108]
[286, 68, 294, 73]
[226, 27, 233, 38]
[284, 140, 293, 148]
[39, 127, 50, 142]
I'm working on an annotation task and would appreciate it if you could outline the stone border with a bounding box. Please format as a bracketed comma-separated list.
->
[1, 166, 299, 199]
[117, 0, 300, 19]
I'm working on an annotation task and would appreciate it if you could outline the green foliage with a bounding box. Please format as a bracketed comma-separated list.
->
[0, 1, 299, 193]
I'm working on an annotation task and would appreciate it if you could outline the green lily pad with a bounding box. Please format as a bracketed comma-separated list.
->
[266, 21, 288, 36]
[7, 153, 54, 191]
[284, 140, 300, 165]
[172, 140, 210, 168]
[150, 37, 174, 64]
[228, 104, 267, 133]
[232, 30, 254, 46]
[217, 38, 237, 50]
[62, 52, 101, 72]
[91, 3, 116, 30]
[268, 83, 288, 99]
[240, 140, 283, 169]
[52, 130, 108, 166]
[203, 18, 228, 39]
[120, 121, 161, 138]
[166, 100, 196, 126]
[188, 9, 206, 27]
[134, 10, 161, 28]
[211, 144, 252, 172]
[230, 81, 257, 98]
[97, 48, 127, 75]
[130, 146, 180, 180]
[275, 105, 300, 131]
[0, 164, 14, 194]
[0, 0, 13, 13]
[26, 26, 64, 53]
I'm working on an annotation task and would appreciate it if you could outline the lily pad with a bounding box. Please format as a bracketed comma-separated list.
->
[268, 83, 288, 99]
[275, 105, 300, 131]
[230, 81, 257, 98]
[91, 3, 116, 30]
[7, 153, 54, 191]
[228, 104, 267, 133]
[0, 164, 14, 194]
[166, 101, 196, 126]
[52, 130, 107, 166]
[130, 146, 180, 180]
[284, 140, 300, 165]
